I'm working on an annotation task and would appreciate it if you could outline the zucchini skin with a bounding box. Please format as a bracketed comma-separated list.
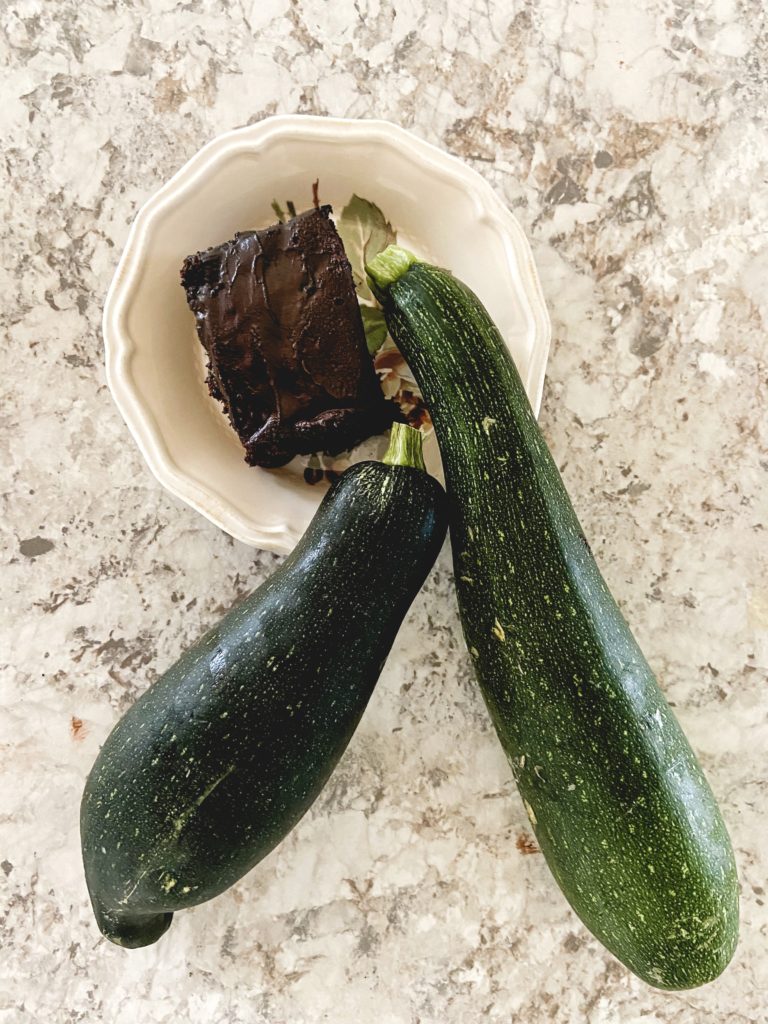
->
[81, 460, 447, 948]
[376, 261, 738, 989]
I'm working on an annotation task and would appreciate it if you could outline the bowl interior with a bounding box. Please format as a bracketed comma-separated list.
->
[111, 124, 544, 550]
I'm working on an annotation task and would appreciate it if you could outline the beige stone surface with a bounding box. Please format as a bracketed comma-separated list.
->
[2, 2, 766, 1021]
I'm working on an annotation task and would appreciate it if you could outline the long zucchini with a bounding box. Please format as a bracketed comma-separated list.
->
[81, 424, 447, 948]
[367, 246, 738, 990]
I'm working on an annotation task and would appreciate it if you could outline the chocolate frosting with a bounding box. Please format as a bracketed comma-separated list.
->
[181, 206, 394, 468]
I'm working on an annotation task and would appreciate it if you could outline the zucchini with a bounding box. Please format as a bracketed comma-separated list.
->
[367, 247, 738, 989]
[81, 424, 446, 948]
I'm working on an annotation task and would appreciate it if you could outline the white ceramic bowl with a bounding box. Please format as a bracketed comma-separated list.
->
[104, 115, 551, 553]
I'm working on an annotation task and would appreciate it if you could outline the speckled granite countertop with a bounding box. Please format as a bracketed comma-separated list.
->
[2, 2, 767, 1022]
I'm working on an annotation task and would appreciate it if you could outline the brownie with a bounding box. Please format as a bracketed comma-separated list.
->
[180, 206, 394, 468]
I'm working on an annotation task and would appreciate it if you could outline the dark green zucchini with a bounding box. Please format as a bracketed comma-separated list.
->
[81, 424, 446, 948]
[367, 246, 738, 990]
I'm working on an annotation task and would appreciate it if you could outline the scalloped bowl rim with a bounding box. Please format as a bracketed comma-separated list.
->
[103, 115, 551, 553]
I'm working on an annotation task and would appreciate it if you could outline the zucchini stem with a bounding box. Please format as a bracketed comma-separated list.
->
[366, 244, 418, 291]
[383, 422, 426, 472]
